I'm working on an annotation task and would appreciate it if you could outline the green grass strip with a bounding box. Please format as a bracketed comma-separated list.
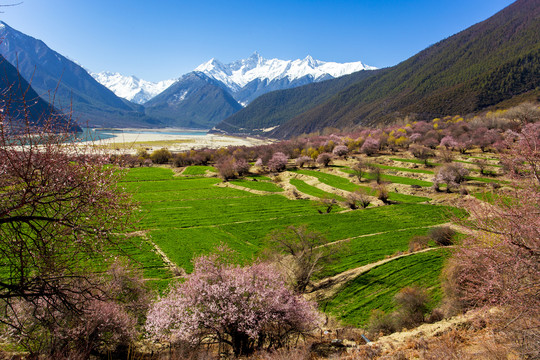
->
[182, 165, 216, 175]
[290, 178, 345, 201]
[122, 167, 175, 182]
[230, 179, 284, 192]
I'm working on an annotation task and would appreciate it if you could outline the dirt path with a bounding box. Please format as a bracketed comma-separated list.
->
[126, 230, 186, 277]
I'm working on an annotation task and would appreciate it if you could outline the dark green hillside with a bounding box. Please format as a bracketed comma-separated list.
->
[145, 72, 243, 129]
[0, 55, 79, 131]
[0, 22, 155, 128]
[213, 70, 379, 135]
[269, 0, 539, 138]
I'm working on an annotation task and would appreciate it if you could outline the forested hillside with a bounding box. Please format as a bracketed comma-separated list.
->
[271, 0, 539, 138]
[214, 70, 378, 135]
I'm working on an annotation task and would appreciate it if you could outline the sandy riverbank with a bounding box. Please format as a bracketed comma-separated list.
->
[77, 130, 272, 153]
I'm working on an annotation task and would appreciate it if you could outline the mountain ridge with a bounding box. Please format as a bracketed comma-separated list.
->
[0, 21, 159, 128]
[91, 71, 176, 105]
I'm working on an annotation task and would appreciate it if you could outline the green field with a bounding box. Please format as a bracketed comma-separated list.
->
[320, 227, 437, 278]
[367, 164, 434, 175]
[290, 169, 430, 203]
[120, 167, 460, 318]
[340, 167, 433, 187]
[324, 250, 447, 326]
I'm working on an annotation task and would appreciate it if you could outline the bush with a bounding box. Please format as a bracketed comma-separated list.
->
[409, 235, 429, 252]
[268, 152, 288, 172]
[215, 156, 237, 181]
[316, 152, 333, 167]
[432, 163, 469, 192]
[393, 286, 430, 330]
[150, 148, 172, 164]
[428, 226, 456, 246]
[367, 309, 396, 336]
[233, 158, 251, 176]
[344, 190, 371, 209]
[373, 183, 389, 203]
[295, 155, 313, 168]
[351, 159, 368, 182]
[410, 145, 435, 166]
[332, 145, 349, 157]
[361, 137, 380, 156]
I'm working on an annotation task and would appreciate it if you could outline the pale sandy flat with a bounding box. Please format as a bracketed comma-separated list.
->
[78, 130, 272, 153]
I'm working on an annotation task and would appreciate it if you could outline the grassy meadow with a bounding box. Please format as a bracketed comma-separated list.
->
[120, 162, 465, 323]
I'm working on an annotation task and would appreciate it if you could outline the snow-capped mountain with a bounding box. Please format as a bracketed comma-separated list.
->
[195, 52, 376, 104]
[91, 72, 175, 104]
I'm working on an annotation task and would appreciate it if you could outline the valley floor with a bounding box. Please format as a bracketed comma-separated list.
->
[78, 129, 272, 153]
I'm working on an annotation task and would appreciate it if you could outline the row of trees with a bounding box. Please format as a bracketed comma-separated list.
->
[121, 103, 539, 183]
[442, 122, 539, 357]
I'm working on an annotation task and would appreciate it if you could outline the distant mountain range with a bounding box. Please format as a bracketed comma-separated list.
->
[144, 72, 243, 129]
[194, 52, 375, 105]
[215, 0, 540, 138]
[136, 53, 375, 128]
[91, 72, 175, 105]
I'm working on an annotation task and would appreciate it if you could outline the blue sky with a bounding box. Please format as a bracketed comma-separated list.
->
[0, 0, 515, 82]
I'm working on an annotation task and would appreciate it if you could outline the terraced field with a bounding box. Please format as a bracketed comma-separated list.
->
[122, 165, 463, 322]
[324, 250, 448, 326]
[290, 168, 430, 203]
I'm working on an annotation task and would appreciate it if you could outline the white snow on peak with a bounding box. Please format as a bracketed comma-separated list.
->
[194, 52, 376, 91]
[91, 71, 175, 104]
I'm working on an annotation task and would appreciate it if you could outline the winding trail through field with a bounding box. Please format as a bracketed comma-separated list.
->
[307, 246, 447, 302]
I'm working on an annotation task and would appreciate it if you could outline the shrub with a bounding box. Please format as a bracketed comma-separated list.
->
[268, 152, 288, 172]
[432, 163, 469, 192]
[393, 286, 430, 329]
[438, 148, 455, 163]
[136, 148, 150, 159]
[344, 190, 371, 209]
[367, 309, 396, 336]
[409, 235, 429, 252]
[410, 144, 435, 166]
[215, 156, 237, 181]
[428, 226, 456, 246]
[233, 158, 251, 176]
[373, 183, 389, 203]
[316, 152, 333, 167]
[146, 251, 321, 357]
[332, 145, 349, 157]
[439, 135, 458, 150]
[368, 164, 383, 184]
[150, 148, 172, 164]
[351, 159, 368, 182]
[361, 137, 380, 156]
[295, 155, 313, 168]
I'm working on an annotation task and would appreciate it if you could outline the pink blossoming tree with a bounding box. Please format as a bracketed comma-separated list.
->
[146, 251, 321, 356]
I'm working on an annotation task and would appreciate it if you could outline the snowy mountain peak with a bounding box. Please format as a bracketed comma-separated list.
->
[91, 71, 175, 104]
[194, 52, 376, 91]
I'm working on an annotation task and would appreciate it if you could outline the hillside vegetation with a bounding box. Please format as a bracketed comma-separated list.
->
[214, 0, 540, 138]
[214, 70, 378, 135]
